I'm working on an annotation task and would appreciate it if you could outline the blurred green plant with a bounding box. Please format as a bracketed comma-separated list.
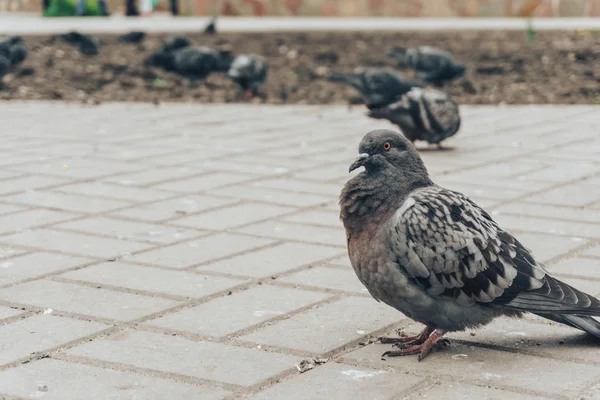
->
[595, 100, 600, 105]
[526, 18, 536, 43]
[43, 0, 101, 16]
[152, 78, 167, 88]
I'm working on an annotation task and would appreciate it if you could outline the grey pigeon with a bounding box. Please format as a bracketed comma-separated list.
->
[119, 31, 146, 43]
[0, 55, 9, 79]
[227, 54, 269, 99]
[387, 46, 466, 85]
[0, 36, 28, 67]
[327, 67, 423, 108]
[368, 87, 460, 147]
[340, 129, 600, 361]
[147, 46, 232, 80]
[58, 31, 99, 56]
[162, 35, 191, 53]
[203, 15, 217, 34]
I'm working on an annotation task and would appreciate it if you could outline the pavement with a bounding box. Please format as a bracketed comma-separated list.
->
[0, 102, 599, 399]
[2, 14, 600, 35]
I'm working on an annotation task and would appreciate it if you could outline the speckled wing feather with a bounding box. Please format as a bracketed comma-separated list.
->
[390, 186, 600, 314]
[409, 88, 461, 142]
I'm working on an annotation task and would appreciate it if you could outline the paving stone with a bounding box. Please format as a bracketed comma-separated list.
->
[110, 195, 238, 222]
[0, 246, 28, 259]
[154, 172, 255, 192]
[253, 179, 341, 196]
[343, 341, 600, 397]
[503, 232, 587, 262]
[0, 252, 91, 286]
[280, 209, 342, 229]
[103, 166, 203, 186]
[525, 184, 600, 207]
[492, 202, 600, 224]
[54, 182, 175, 202]
[0, 209, 79, 235]
[249, 362, 423, 400]
[492, 214, 600, 239]
[67, 330, 298, 387]
[171, 202, 295, 230]
[128, 233, 274, 268]
[12, 158, 143, 179]
[199, 242, 343, 278]
[236, 221, 346, 247]
[411, 382, 550, 400]
[212, 185, 332, 207]
[277, 266, 369, 294]
[0, 314, 107, 365]
[515, 161, 600, 182]
[0, 280, 179, 321]
[241, 296, 402, 354]
[60, 262, 246, 298]
[0, 306, 24, 320]
[193, 159, 291, 176]
[0, 203, 25, 215]
[146, 284, 330, 337]
[0, 175, 70, 196]
[0, 358, 230, 400]
[583, 245, 600, 258]
[54, 217, 202, 244]
[547, 257, 600, 279]
[3, 190, 130, 213]
[0, 229, 153, 259]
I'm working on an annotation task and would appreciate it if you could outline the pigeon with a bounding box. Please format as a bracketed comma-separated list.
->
[387, 46, 466, 85]
[119, 31, 146, 43]
[0, 36, 28, 67]
[340, 129, 600, 361]
[367, 87, 460, 147]
[203, 15, 217, 34]
[58, 31, 99, 56]
[227, 54, 268, 99]
[162, 35, 191, 53]
[0, 55, 9, 79]
[147, 46, 233, 80]
[327, 67, 423, 109]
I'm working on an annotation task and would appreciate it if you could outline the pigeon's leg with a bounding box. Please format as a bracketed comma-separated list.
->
[381, 329, 447, 361]
[378, 326, 433, 345]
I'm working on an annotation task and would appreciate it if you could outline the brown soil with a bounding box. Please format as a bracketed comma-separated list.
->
[1, 30, 599, 104]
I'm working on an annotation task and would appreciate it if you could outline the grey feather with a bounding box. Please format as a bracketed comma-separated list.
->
[340, 129, 600, 338]
[388, 46, 466, 85]
[368, 87, 460, 145]
[327, 67, 423, 108]
[227, 54, 269, 94]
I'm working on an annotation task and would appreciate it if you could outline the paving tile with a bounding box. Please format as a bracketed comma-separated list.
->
[278, 266, 368, 294]
[0, 358, 230, 400]
[0, 209, 79, 235]
[492, 202, 600, 224]
[54, 182, 175, 202]
[0, 315, 107, 365]
[504, 232, 587, 262]
[241, 296, 402, 354]
[67, 330, 298, 387]
[0, 280, 178, 321]
[515, 161, 600, 182]
[3, 190, 130, 213]
[128, 233, 274, 268]
[0, 175, 70, 196]
[171, 202, 295, 230]
[0, 252, 91, 286]
[253, 178, 341, 196]
[199, 242, 343, 277]
[583, 245, 600, 258]
[0, 203, 26, 215]
[110, 195, 238, 222]
[411, 382, 550, 400]
[249, 362, 423, 400]
[343, 341, 600, 397]
[103, 166, 203, 186]
[60, 262, 246, 298]
[146, 285, 330, 337]
[0, 229, 153, 259]
[54, 217, 202, 244]
[280, 209, 342, 229]
[236, 221, 346, 247]
[525, 184, 600, 207]
[0, 306, 24, 320]
[547, 257, 600, 280]
[492, 214, 600, 239]
[154, 172, 255, 192]
[211, 185, 332, 207]
[11, 158, 142, 179]
[0, 246, 28, 259]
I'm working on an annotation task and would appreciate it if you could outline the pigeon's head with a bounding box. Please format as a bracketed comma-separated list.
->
[349, 129, 427, 177]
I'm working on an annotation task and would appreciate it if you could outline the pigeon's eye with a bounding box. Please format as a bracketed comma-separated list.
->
[383, 142, 392, 151]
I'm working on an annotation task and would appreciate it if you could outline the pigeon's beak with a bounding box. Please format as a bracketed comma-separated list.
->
[349, 153, 370, 173]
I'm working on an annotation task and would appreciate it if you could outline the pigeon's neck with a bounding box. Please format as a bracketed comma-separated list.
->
[339, 169, 433, 233]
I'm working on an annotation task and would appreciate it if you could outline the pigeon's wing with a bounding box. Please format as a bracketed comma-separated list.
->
[390, 187, 600, 314]
[408, 89, 461, 141]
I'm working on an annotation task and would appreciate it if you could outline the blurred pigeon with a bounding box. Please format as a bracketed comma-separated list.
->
[227, 54, 268, 99]
[0, 36, 28, 68]
[387, 46, 466, 85]
[204, 15, 217, 34]
[147, 46, 232, 80]
[119, 31, 146, 43]
[59, 31, 99, 56]
[162, 35, 191, 53]
[368, 87, 460, 147]
[328, 67, 423, 108]
[340, 129, 600, 361]
[0, 55, 9, 79]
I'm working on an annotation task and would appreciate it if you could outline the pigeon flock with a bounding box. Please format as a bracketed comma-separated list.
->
[328, 45, 466, 147]
[340, 129, 600, 361]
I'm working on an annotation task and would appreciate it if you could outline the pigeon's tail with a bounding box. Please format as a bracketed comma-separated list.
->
[366, 105, 391, 119]
[386, 47, 408, 61]
[537, 314, 600, 339]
